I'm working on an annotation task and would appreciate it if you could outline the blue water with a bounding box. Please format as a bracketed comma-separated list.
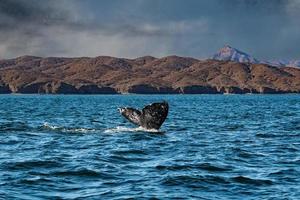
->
[0, 94, 299, 199]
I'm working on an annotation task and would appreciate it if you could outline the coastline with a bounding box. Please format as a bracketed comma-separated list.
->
[1, 56, 300, 95]
[0, 92, 299, 95]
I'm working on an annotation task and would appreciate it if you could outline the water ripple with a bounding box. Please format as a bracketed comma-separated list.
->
[0, 94, 299, 199]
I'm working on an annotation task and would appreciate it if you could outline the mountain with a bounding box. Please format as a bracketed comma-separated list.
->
[261, 60, 300, 68]
[263, 59, 300, 68]
[286, 60, 300, 68]
[212, 45, 300, 68]
[0, 55, 299, 94]
[212, 45, 259, 64]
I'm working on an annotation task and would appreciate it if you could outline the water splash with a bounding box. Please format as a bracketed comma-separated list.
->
[104, 126, 162, 133]
[42, 122, 96, 133]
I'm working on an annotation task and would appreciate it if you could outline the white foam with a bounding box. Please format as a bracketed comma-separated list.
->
[43, 122, 60, 130]
[104, 126, 161, 133]
[42, 122, 96, 133]
[42, 123, 162, 134]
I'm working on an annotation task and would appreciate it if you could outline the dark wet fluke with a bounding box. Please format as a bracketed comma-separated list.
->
[119, 101, 169, 130]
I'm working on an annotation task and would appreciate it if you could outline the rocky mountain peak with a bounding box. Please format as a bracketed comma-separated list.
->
[212, 45, 259, 64]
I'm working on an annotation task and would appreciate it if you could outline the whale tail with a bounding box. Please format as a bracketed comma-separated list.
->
[119, 101, 169, 130]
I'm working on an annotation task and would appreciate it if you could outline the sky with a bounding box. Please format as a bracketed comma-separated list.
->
[0, 0, 299, 60]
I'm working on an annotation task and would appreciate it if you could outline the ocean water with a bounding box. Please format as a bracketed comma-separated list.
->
[0, 94, 299, 199]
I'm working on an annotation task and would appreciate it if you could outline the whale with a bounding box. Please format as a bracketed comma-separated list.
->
[118, 101, 169, 130]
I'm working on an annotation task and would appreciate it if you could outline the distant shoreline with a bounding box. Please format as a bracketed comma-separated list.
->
[1, 92, 299, 95]
[1, 56, 300, 94]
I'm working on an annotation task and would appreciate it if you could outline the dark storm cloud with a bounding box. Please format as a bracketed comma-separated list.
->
[0, 0, 299, 59]
[0, 0, 164, 36]
[0, 0, 75, 29]
[0, 0, 82, 57]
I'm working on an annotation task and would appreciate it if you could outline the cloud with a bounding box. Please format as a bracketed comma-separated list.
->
[0, 0, 209, 58]
[0, 0, 79, 29]
[0, 0, 82, 58]
[285, 0, 300, 22]
[19, 19, 208, 58]
[0, 0, 299, 60]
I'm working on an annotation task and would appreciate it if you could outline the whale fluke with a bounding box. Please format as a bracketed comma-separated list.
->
[118, 101, 169, 130]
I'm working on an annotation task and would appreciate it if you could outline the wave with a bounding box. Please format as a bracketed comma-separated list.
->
[49, 169, 118, 179]
[0, 121, 31, 132]
[3, 160, 62, 170]
[104, 126, 162, 133]
[0, 121, 163, 134]
[231, 176, 273, 186]
[162, 175, 229, 187]
[268, 169, 299, 177]
[41, 123, 97, 134]
[17, 177, 52, 185]
[0, 121, 99, 134]
[162, 174, 274, 188]
[156, 163, 232, 172]
[111, 149, 147, 155]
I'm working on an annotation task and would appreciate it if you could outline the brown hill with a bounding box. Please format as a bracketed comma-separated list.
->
[0, 55, 299, 94]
